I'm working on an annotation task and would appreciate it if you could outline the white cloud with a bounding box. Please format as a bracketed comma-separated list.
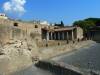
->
[12, 0, 26, 5]
[3, 2, 11, 11]
[3, 0, 26, 15]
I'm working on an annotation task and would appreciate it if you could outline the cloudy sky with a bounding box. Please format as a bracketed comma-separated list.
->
[0, 0, 100, 25]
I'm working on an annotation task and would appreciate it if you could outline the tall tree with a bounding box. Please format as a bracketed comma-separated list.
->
[73, 20, 95, 33]
[54, 21, 64, 27]
[61, 21, 64, 27]
[85, 18, 100, 26]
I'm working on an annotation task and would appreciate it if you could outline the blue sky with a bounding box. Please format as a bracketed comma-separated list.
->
[0, 0, 100, 25]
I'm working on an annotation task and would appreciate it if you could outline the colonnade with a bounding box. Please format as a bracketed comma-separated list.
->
[47, 30, 74, 40]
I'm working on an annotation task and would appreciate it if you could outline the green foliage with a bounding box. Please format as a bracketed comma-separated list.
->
[85, 18, 100, 26]
[73, 18, 98, 33]
[61, 21, 64, 27]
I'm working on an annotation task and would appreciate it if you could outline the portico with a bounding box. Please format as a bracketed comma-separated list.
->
[42, 27, 77, 41]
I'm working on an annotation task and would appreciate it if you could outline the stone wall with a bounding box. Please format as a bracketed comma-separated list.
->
[0, 19, 48, 44]
[0, 19, 84, 45]
[76, 27, 83, 40]
[37, 40, 71, 47]
[0, 19, 42, 74]
[35, 60, 83, 75]
[90, 31, 100, 42]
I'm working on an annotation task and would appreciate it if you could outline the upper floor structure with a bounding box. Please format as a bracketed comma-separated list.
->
[0, 13, 8, 19]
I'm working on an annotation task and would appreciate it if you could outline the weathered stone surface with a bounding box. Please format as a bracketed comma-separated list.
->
[0, 39, 39, 75]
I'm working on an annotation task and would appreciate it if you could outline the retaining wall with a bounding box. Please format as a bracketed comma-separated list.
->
[35, 60, 83, 75]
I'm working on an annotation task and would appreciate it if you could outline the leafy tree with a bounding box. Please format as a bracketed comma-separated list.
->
[61, 21, 64, 27]
[73, 20, 95, 33]
[85, 18, 100, 26]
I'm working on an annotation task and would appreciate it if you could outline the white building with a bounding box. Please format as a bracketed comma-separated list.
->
[0, 13, 8, 19]
[40, 21, 50, 25]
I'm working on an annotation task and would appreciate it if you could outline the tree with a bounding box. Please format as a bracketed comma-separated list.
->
[85, 18, 100, 26]
[73, 20, 95, 33]
[54, 21, 64, 27]
[61, 21, 64, 27]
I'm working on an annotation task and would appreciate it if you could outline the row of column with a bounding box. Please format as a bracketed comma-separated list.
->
[46, 30, 74, 40]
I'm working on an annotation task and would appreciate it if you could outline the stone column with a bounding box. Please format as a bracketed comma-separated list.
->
[62, 32, 65, 40]
[58, 32, 60, 40]
[47, 32, 49, 40]
[71, 30, 74, 40]
[66, 32, 69, 40]
[49, 32, 51, 40]
[54, 32, 56, 40]
[50, 32, 53, 40]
